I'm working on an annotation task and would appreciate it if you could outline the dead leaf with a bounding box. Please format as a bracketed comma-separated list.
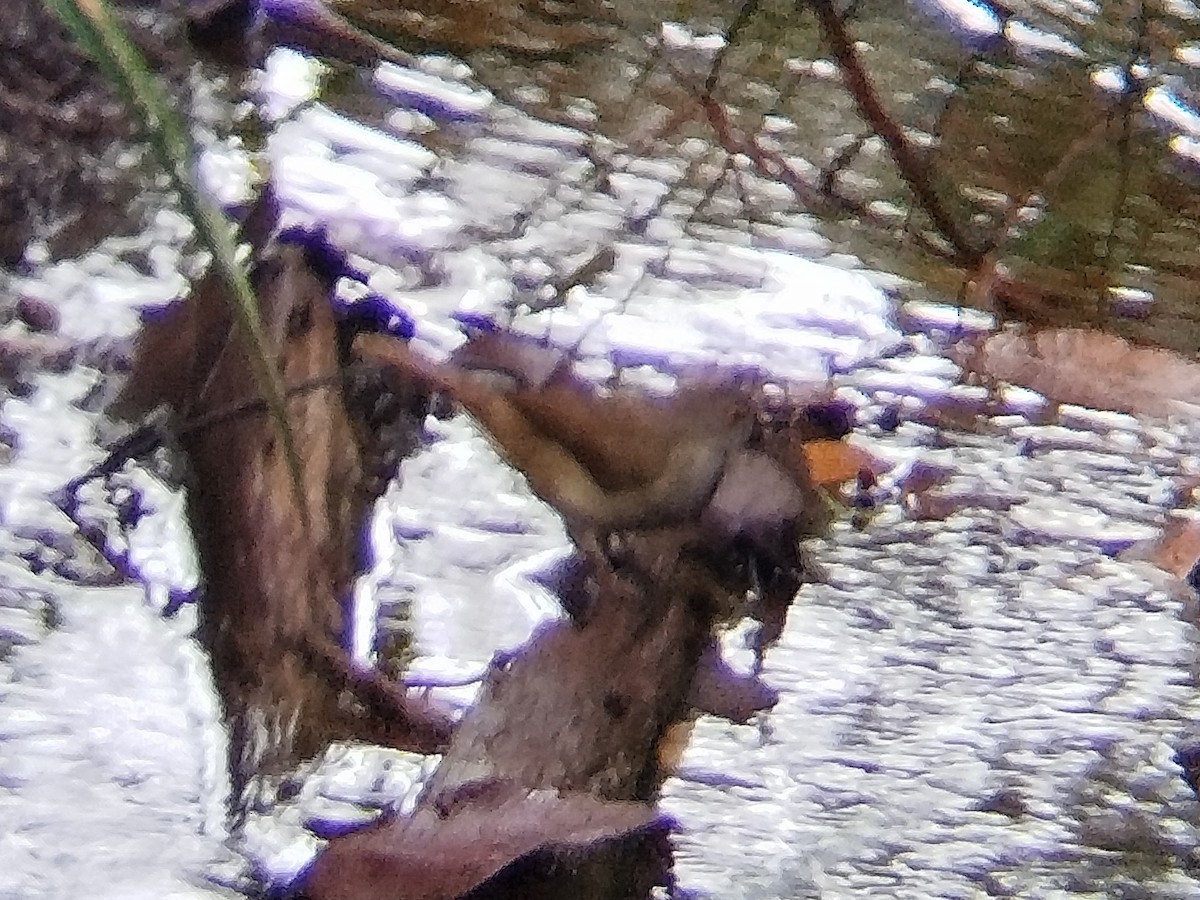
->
[1120, 516, 1200, 581]
[952, 328, 1200, 418]
[298, 788, 667, 900]
[687, 639, 778, 724]
[896, 461, 956, 499]
[904, 488, 1024, 522]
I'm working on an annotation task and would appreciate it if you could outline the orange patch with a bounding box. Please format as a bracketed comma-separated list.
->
[656, 719, 697, 774]
[802, 439, 882, 487]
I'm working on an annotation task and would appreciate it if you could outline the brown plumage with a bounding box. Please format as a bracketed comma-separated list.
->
[355, 331, 757, 534]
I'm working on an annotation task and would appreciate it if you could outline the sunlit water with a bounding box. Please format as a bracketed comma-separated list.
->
[3, 40, 1200, 900]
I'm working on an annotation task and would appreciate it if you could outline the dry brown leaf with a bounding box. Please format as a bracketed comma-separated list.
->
[953, 328, 1200, 419]
[298, 787, 665, 900]
[686, 639, 778, 724]
[1121, 516, 1200, 581]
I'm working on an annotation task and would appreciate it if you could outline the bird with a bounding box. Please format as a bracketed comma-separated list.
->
[354, 330, 757, 537]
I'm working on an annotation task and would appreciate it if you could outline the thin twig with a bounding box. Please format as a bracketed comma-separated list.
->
[703, 0, 763, 100]
[1096, 0, 1145, 299]
[52, 372, 348, 594]
[804, 0, 982, 266]
[984, 115, 1113, 259]
[298, 635, 456, 754]
[694, 88, 951, 259]
[966, 113, 1115, 317]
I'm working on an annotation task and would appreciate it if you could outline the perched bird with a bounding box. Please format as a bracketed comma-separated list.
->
[355, 330, 758, 536]
[358, 328, 836, 647]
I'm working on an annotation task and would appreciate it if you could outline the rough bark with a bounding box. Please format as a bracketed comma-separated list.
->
[115, 198, 453, 809]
